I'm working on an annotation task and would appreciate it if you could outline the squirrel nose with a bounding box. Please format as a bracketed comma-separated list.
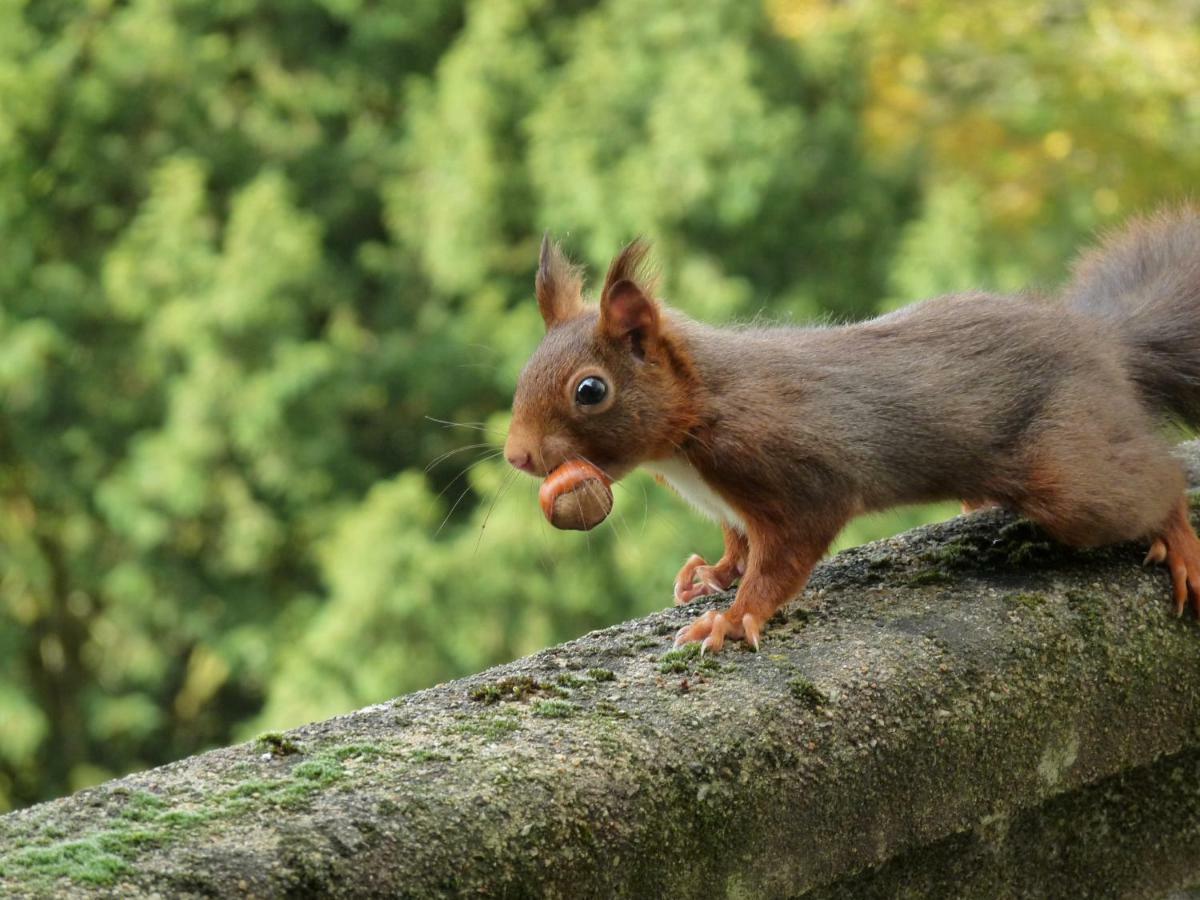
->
[507, 450, 534, 473]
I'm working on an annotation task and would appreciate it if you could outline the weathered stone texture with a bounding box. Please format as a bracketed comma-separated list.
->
[4, 445, 1200, 898]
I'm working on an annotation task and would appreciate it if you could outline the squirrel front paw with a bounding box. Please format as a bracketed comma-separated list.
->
[673, 554, 741, 605]
[674, 608, 763, 654]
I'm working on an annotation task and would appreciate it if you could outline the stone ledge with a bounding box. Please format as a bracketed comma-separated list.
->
[2, 443, 1200, 898]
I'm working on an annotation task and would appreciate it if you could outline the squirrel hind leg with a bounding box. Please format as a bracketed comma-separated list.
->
[1013, 425, 1184, 549]
[1147, 498, 1200, 617]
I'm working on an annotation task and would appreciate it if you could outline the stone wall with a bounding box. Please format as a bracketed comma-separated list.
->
[3, 446, 1200, 898]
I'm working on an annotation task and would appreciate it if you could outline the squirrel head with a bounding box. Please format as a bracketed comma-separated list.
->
[504, 237, 702, 480]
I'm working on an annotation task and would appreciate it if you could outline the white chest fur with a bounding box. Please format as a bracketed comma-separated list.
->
[643, 457, 746, 532]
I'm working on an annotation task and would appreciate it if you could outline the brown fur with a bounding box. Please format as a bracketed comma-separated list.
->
[507, 242, 702, 479]
[535, 236, 585, 328]
[505, 212, 1200, 649]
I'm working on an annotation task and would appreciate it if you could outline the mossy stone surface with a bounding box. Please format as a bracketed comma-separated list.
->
[3, 445, 1200, 897]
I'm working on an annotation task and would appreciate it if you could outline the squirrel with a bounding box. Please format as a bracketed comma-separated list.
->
[503, 208, 1200, 653]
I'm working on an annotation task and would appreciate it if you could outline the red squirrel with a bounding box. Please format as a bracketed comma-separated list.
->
[503, 209, 1200, 652]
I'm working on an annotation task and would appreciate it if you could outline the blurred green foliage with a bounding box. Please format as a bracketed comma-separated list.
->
[2, 0, 1198, 809]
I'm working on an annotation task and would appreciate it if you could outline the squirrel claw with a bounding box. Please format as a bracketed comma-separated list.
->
[673, 553, 739, 605]
[700, 616, 730, 654]
[673, 555, 707, 605]
[675, 608, 763, 654]
[742, 614, 761, 651]
[1146, 505, 1200, 618]
[675, 610, 716, 647]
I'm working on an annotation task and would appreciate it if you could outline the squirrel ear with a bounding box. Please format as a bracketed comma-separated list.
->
[535, 234, 584, 330]
[599, 279, 659, 358]
[599, 239, 660, 358]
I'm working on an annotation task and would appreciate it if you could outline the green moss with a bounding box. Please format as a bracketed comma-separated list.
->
[117, 791, 168, 822]
[256, 731, 302, 756]
[485, 716, 521, 739]
[1065, 589, 1108, 637]
[698, 658, 723, 674]
[658, 643, 701, 674]
[96, 830, 162, 853]
[325, 743, 384, 762]
[1, 819, 173, 887]
[156, 810, 210, 829]
[1006, 541, 1049, 566]
[275, 785, 320, 811]
[213, 751, 354, 815]
[594, 700, 629, 719]
[914, 518, 1066, 576]
[292, 758, 344, 786]
[226, 779, 276, 799]
[468, 676, 545, 704]
[994, 521, 1057, 566]
[409, 749, 452, 763]
[587, 668, 616, 682]
[788, 677, 826, 709]
[6, 838, 131, 886]
[450, 711, 521, 741]
[905, 569, 952, 586]
[532, 700, 577, 718]
[630, 635, 659, 650]
[222, 750, 353, 809]
[555, 673, 585, 689]
[0, 738, 388, 888]
[1011, 592, 1048, 609]
[928, 542, 970, 567]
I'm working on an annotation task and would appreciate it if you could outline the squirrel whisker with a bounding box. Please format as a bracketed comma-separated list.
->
[432, 450, 505, 503]
[425, 416, 506, 438]
[475, 466, 519, 554]
[424, 443, 494, 472]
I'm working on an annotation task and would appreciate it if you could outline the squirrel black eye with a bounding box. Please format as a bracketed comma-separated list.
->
[574, 376, 608, 406]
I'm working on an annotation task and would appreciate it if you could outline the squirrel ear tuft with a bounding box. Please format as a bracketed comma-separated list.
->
[601, 238, 658, 302]
[536, 234, 585, 330]
[599, 240, 660, 357]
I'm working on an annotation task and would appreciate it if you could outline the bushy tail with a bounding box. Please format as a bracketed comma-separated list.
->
[1063, 207, 1200, 425]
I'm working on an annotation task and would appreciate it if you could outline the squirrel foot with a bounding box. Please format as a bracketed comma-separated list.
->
[1145, 500, 1200, 617]
[674, 609, 762, 653]
[673, 554, 740, 605]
